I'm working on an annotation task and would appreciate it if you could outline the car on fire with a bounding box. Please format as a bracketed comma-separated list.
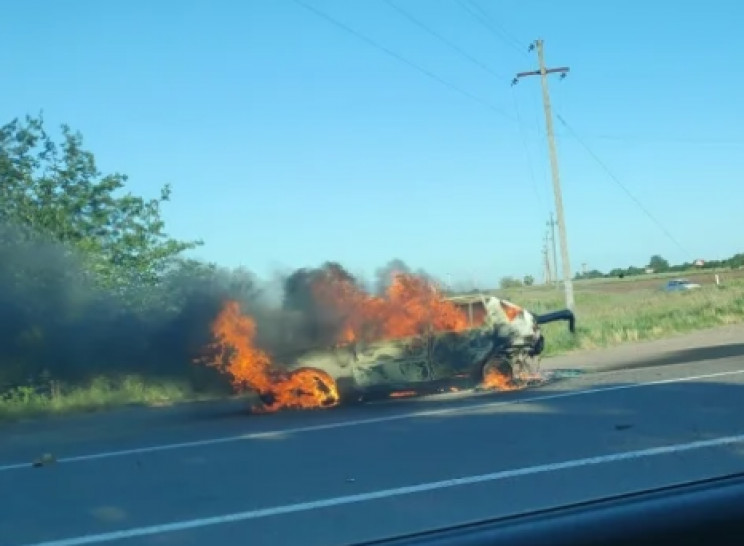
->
[289, 293, 576, 403]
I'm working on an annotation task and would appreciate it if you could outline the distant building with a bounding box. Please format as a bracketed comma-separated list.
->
[645, 268, 654, 274]
[694, 259, 705, 267]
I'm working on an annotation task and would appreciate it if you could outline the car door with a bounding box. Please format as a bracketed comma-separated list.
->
[350, 332, 433, 389]
[428, 326, 494, 380]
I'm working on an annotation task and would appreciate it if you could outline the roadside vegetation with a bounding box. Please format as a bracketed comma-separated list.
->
[0, 114, 249, 422]
[0, 376, 206, 421]
[497, 277, 744, 357]
[1, 113, 743, 422]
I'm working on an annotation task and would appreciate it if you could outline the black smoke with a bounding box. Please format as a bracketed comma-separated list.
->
[279, 261, 360, 352]
[0, 224, 445, 394]
[0, 223, 246, 393]
[374, 258, 443, 295]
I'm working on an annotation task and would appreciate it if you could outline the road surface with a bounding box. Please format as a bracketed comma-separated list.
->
[2, 324, 744, 546]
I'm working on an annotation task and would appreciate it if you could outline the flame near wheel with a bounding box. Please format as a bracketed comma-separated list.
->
[480, 357, 517, 391]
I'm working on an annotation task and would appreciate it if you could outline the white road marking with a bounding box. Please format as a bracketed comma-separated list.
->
[2, 367, 743, 473]
[19, 432, 744, 546]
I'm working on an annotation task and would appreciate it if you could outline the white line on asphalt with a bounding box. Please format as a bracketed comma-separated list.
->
[19, 432, 744, 546]
[2, 367, 743, 472]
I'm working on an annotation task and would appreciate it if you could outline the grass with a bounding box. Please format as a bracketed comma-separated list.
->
[572, 267, 732, 284]
[0, 375, 203, 422]
[498, 278, 744, 357]
[3, 276, 744, 423]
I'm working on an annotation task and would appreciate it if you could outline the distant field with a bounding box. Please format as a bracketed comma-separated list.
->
[492, 270, 744, 357]
[567, 268, 744, 293]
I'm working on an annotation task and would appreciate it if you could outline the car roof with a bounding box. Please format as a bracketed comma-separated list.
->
[444, 294, 488, 305]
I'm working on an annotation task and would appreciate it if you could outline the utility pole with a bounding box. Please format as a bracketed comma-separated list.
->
[547, 212, 559, 289]
[542, 233, 552, 285]
[512, 39, 575, 310]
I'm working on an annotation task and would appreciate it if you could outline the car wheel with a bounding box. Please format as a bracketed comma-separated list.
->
[481, 356, 514, 383]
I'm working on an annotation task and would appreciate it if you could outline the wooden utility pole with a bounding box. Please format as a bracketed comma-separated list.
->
[547, 212, 559, 289]
[513, 39, 575, 310]
[542, 234, 552, 285]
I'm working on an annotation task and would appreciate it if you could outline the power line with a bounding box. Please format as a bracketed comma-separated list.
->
[558, 114, 729, 310]
[510, 86, 546, 213]
[562, 133, 744, 146]
[456, 0, 529, 58]
[504, 126, 741, 146]
[382, 0, 551, 232]
[291, 0, 515, 121]
[466, 0, 530, 54]
[556, 113, 692, 258]
[383, 0, 508, 81]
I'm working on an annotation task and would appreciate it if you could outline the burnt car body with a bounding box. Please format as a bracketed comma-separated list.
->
[290, 293, 575, 402]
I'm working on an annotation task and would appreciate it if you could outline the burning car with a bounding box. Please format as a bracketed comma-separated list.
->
[203, 272, 575, 412]
[289, 293, 576, 402]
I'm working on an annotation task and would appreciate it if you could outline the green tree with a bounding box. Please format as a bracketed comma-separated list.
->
[575, 269, 604, 280]
[499, 276, 523, 289]
[648, 255, 670, 272]
[523, 275, 535, 286]
[727, 254, 744, 269]
[0, 114, 201, 303]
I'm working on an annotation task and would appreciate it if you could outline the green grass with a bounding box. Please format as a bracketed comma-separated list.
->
[498, 279, 744, 357]
[571, 268, 727, 284]
[0, 375, 202, 422]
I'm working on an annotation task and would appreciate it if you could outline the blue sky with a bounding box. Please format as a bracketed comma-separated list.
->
[2, 0, 742, 289]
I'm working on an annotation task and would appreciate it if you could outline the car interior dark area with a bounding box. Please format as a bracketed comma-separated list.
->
[357, 471, 744, 546]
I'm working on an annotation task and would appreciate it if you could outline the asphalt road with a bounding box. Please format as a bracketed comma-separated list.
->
[2, 325, 744, 546]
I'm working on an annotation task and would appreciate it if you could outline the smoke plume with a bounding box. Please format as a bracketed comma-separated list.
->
[0, 223, 448, 394]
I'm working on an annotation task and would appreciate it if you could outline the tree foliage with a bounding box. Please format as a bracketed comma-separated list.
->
[0, 114, 226, 389]
[0, 113, 202, 302]
[575, 252, 744, 281]
[648, 255, 670, 272]
[499, 276, 523, 289]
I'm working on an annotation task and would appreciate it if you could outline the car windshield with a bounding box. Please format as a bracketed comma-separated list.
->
[1, 2, 743, 546]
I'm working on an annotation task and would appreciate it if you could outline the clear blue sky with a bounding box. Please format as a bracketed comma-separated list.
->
[2, 0, 742, 289]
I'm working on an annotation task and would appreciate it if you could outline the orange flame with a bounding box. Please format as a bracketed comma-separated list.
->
[204, 300, 339, 412]
[200, 271, 474, 412]
[313, 272, 469, 344]
[481, 362, 546, 392]
[500, 300, 522, 322]
[389, 390, 418, 398]
[482, 366, 519, 391]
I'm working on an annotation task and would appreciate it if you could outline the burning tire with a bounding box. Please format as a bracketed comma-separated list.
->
[248, 367, 342, 413]
[482, 357, 514, 381]
[479, 356, 517, 390]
